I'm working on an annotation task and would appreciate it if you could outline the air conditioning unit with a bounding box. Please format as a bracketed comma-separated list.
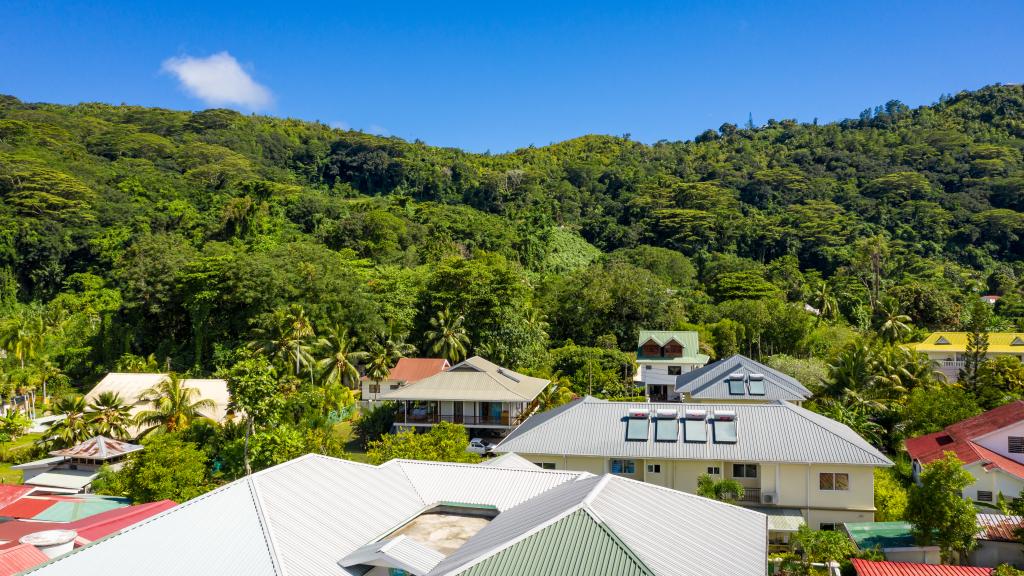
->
[761, 492, 777, 505]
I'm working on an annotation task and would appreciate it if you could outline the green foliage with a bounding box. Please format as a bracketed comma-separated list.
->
[902, 386, 981, 437]
[222, 353, 283, 428]
[354, 402, 399, 449]
[695, 473, 745, 503]
[873, 468, 908, 522]
[546, 344, 636, 397]
[94, 433, 212, 503]
[906, 452, 979, 563]
[791, 524, 857, 574]
[366, 421, 480, 465]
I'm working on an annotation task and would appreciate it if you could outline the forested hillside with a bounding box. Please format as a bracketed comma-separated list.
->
[1, 84, 1024, 397]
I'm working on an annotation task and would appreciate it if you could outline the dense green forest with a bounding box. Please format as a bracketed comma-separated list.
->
[2, 84, 1024, 405]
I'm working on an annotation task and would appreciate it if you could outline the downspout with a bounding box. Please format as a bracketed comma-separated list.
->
[806, 463, 811, 524]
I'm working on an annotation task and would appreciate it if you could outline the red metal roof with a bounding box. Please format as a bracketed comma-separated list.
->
[0, 543, 49, 576]
[70, 500, 176, 543]
[384, 358, 450, 383]
[0, 486, 34, 510]
[851, 559, 992, 576]
[0, 497, 56, 519]
[50, 436, 143, 460]
[977, 513, 1024, 542]
[905, 401, 1024, 467]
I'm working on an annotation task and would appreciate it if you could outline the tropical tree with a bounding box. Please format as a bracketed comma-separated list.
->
[535, 381, 576, 412]
[115, 353, 160, 372]
[365, 344, 395, 393]
[875, 298, 912, 343]
[316, 325, 366, 389]
[134, 375, 215, 436]
[906, 452, 978, 563]
[696, 473, 745, 503]
[811, 281, 838, 324]
[87, 391, 134, 439]
[424, 307, 470, 363]
[247, 305, 314, 377]
[45, 395, 91, 448]
[0, 306, 45, 369]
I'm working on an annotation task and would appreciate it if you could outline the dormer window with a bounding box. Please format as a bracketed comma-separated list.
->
[641, 340, 662, 357]
[935, 336, 951, 345]
[1011, 337, 1024, 347]
[663, 339, 684, 357]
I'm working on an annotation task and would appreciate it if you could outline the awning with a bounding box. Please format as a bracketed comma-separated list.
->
[749, 507, 805, 532]
[25, 470, 97, 491]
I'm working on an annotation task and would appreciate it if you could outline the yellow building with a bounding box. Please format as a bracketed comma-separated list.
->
[908, 332, 1024, 382]
[496, 396, 892, 542]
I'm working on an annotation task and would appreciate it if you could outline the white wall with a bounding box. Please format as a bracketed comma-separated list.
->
[962, 463, 1024, 501]
[974, 420, 1024, 464]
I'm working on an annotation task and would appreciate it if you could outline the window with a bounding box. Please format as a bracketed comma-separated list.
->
[626, 416, 650, 441]
[732, 464, 757, 478]
[667, 366, 682, 376]
[747, 376, 766, 396]
[1009, 436, 1024, 454]
[647, 464, 662, 474]
[534, 462, 556, 470]
[819, 523, 837, 531]
[655, 417, 679, 442]
[610, 459, 636, 475]
[390, 384, 400, 390]
[707, 466, 720, 475]
[713, 417, 737, 444]
[684, 417, 707, 443]
[369, 384, 380, 394]
[978, 490, 994, 502]
[819, 472, 850, 491]
[728, 379, 745, 395]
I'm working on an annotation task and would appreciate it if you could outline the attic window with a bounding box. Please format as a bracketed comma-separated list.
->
[747, 374, 766, 396]
[728, 374, 745, 396]
[654, 409, 679, 442]
[626, 409, 650, 441]
[936, 435, 955, 446]
[1012, 337, 1024, 346]
[683, 410, 707, 443]
[935, 336, 951, 345]
[713, 410, 738, 444]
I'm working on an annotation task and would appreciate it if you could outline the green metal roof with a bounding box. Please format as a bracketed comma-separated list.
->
[636, 330, 703, 362]
[454, 509, 655, 576]
[32, 496, 128, 522]
[844, 522, 918, 550]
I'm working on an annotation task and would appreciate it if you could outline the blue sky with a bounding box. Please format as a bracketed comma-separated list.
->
[2, 1, 1022, 152]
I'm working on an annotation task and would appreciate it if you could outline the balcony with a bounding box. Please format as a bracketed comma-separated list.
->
[399, 412, 514, 427]
[736, 487, 761, 504]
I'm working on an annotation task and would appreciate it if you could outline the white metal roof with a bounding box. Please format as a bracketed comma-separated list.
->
[379, 357, 549, 402]
[674, 354, 813, 401]
[24, 454, 769, 576]
[24, 470, 98, 490]
[496, 396, 892, 466]
[339, 535, 445, 575]
[478, 453, 540, 471]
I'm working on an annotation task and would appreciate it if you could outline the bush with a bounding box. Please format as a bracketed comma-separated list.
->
[354, 402, 399, 450]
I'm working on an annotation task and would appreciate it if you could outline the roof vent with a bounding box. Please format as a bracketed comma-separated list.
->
[655, 409, 679, 419]
[748, 373, 765, 381]
[628, 408, 650, 419]
[497, 368, 522, 382]
[935, 336, 951, 345]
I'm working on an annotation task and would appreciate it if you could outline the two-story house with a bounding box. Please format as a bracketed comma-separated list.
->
[361, 358, 450, 403]
[495, 396, 892, 542]
[906, 401, 1024, 503]
[674, 354, 812, 405]
[380, 356, 549, 436]
[636, 330, 710, 401]
[908, 332, 1024, 382]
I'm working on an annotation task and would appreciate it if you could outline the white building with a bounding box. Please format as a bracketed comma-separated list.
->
[635, 330, 709, 402]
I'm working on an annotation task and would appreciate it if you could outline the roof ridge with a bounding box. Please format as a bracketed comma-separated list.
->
[779, 402, 891, 465]
[577, 507, 658, 576]
[246, 476, 285, 576]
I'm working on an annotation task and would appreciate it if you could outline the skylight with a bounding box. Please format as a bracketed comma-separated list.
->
[713, 411, 737, 444]
[747, 374, 765, 396]
[626, 409, 650, 441]
[654, 409, 679, 442]
[683, 409, 707, 443]
[728, 378, 745, 395]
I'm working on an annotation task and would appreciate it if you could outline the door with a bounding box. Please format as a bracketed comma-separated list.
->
[453, 402, 464, 424]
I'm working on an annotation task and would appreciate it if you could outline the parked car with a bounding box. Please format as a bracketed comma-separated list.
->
[467, 438, 495, 455]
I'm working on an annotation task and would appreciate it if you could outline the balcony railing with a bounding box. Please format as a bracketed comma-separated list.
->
[737, 488, 761, 504]
[398, 413, 513, 427]
[941, 360, 965, 368]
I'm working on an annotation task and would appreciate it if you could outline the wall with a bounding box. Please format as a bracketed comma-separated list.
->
[974, 420, 1024, 464]
[970, 540, 1024, 568]
[963, 463, 1024, 501]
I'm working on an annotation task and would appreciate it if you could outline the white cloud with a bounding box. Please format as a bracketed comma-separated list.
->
[367, 124, 389, 136]
[330, 120, 349, 130]
[162, 52, 272, 110]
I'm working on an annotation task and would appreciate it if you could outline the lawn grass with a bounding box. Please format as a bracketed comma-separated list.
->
[0, 463, 22, 484]
[0, 432, 43, 485]
[332, 418, 372, 464]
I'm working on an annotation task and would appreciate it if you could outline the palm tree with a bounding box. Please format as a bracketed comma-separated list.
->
[248, 306, 314, 377]
[286, 305, 316, 377]
[45, 395, 91, 448]
[316, 325, 367, 389]
[817, 398, 885, 448]
[0, 307, 44, 369]
[876, 298, 912, 343]
[425, 307, 470, 363]
[87, 391, 133, 439]
[535, 382, 575, 412]
[134, 375, 215, 436]
[365, 345, 394, 394]
[811, 281, 838, 325]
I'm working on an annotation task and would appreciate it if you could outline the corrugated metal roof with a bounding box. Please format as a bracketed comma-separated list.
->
[0, 486, 35, 509]
[71, 500, 177, 544]
[674, 354, 812, 401]
[976, 513, 1023, 542]
[50, 436, 143, 460]
[851, 558, 992, 576]
[496, 397, 892, 466]
[24, 470, 97, 491]
[749, 507, 805, 532]
[25, 455, 769, 576]
[24, 480, 279, 576]
[84, 373, 231, 423]
[453, 509, 654, 576]
[379, 356, 549, 402]
[31, 496, 127, 523]
[909, 332, 1024, 354]
[340, 535, 445, 575]
[385, 358, 451, 383]
[0, 498, 56, 519]
[478, 453, 539, 471]
[0, 543, 49, 576]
